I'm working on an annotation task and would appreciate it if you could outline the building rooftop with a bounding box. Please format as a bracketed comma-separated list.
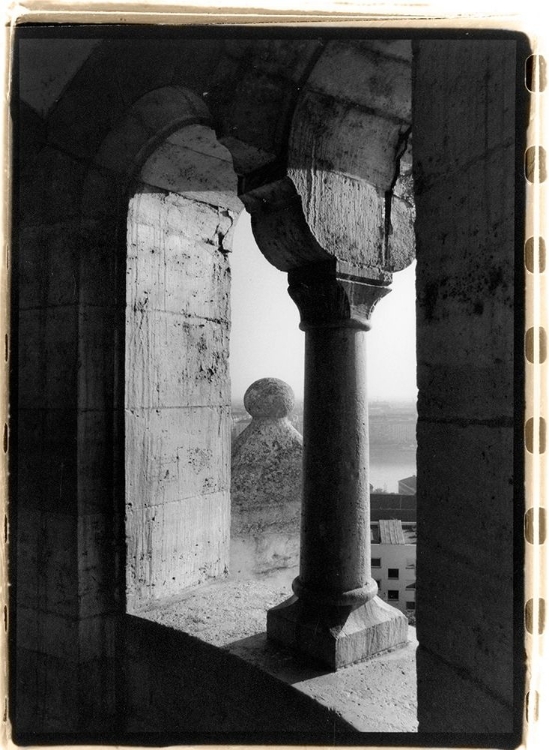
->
[371, 520, 417, 545]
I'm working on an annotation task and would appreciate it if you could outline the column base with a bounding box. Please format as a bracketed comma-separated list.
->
[267, 594, 408, 670]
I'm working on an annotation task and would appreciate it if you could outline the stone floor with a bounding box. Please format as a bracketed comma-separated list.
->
[139, 578, 418, 732]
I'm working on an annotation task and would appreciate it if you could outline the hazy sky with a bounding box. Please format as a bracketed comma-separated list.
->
[230, 212, 417, 404]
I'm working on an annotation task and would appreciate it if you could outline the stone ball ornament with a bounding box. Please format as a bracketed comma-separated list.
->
[243, 378, 295, 419]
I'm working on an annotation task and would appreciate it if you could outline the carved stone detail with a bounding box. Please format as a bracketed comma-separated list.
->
[288, 261, 391, 330]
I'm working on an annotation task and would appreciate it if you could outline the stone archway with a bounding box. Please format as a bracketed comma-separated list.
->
[12, 31, 523, 739]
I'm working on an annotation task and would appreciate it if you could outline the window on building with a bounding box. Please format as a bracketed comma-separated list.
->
[406, 557, 415, 569]
[388, 590, 399, 600]
[406, 601, 416, 610]
[371, 558, 381, 568]
[388, 568, 399, 579]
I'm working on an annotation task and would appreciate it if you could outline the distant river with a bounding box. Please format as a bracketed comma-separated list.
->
[369, 445, 416, 493]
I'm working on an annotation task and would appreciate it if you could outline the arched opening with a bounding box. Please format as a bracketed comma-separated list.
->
[11, 31, 524, 740]
[123, 122, 242, 612]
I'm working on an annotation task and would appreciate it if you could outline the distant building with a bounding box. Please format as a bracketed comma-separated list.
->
[371, 519, 416, 615]
[398, 474, 417, 495]
[370, 493, 416, 522]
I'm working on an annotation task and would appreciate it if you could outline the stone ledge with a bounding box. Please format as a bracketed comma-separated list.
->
[133, 578, 417, 733]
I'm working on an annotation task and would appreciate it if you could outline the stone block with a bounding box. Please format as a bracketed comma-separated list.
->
[15, 508, 41, 608]
[13, 648, 82, 734]
[18, 224, 80, 310]
[77, 218, 120, 305]
[125, 312, 230, 408]
[417, 422, 514, 578]
[17, 100, 46, 165]
[170, 39, 225, 97]
[214, 67, 295, 156]
[78, 512, 120, 617]
[16, 510, 78, 616]
[18, 146, 87, 226]
[77, 305, 117, 410]
[17, 408, 78, 514]
[77, 408, 119, 513]
[127, 188, 232, 316]
[18, 38, 100, 118]
[417, 363, 515, 422]
[307, 40, 411, 122]
[40, 513, 79, 617]
[224, 39, 323, 82]
[125, 406, 230, 507]
[78, 613, 117, 662]
[47, 46, 127, 162]
[126, 491, 230, 610]
[16, 606, 79, 661]
[288, 165, 386, 270]
[102, 39, 179, 110]
[77, 656, 117, 730]
[139, 126, 242, 213]
[417, 645, 515, 733]
[413, 40, 516, 181]
[267, 595, 408, 670]
[18, 306, 78, 410]
[290, 90, 404, 190]
[416, 545, 513, 705]
[415, 145, 515, 270]
[417, 294, 514, 371]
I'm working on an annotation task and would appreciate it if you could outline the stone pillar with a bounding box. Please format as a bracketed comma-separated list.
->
[267, 262, 408, 669]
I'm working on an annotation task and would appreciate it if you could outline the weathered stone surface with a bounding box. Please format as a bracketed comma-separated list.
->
[126, 406, 230, 507]
[17, 409, 78, 515]
[242, 377, 295, 419]
[288, 167, 387, 270]
[16, 510, 79, 617]
[267, 595, 408, 670]
[127, 491, 230, 611]
[290, 90, 406, 187]
[413, 39, 519, 732]
[139, 125, 243, 213]
[417, 646, 513, 732]
[18, 306, 78, 410]
[231, 379, 302, 578]
[134, 579, 418, 732]
[19, 147, 87, 226]
[224, 39, 324, 82]
[18, 37, 99, 116]
[125, 167, 236, 610]
[265, 271, 407, 669]
[284, 39, 414, 282]
[305, 40, 412, 123]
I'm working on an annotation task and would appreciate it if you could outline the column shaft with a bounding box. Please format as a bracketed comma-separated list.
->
[266, 270, 408, 669]
[299, 326, 371, 597]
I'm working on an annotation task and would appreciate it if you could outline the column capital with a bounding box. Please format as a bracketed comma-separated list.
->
[288, 261, 391, 331]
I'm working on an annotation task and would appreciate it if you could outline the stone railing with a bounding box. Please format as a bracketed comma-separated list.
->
[230, 378, 302, 584]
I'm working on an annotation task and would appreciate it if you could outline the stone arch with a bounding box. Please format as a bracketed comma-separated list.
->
[78, 87, 246, 612]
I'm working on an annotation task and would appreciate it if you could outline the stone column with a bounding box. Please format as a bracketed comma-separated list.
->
[267, 262, 408, 669]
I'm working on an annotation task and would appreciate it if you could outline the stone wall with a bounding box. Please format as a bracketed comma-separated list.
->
[124, 122, 241, 610]
[14, 91, 125, 729]
[125, 186, 232, 610]
[413, 40, 522, 732]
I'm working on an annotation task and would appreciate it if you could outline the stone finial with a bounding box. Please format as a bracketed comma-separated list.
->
[230, 378, 303, 582]
[243, 377, 295, 419]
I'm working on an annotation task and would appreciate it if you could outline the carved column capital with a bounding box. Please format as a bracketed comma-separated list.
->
[288, 261, 391, 331]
